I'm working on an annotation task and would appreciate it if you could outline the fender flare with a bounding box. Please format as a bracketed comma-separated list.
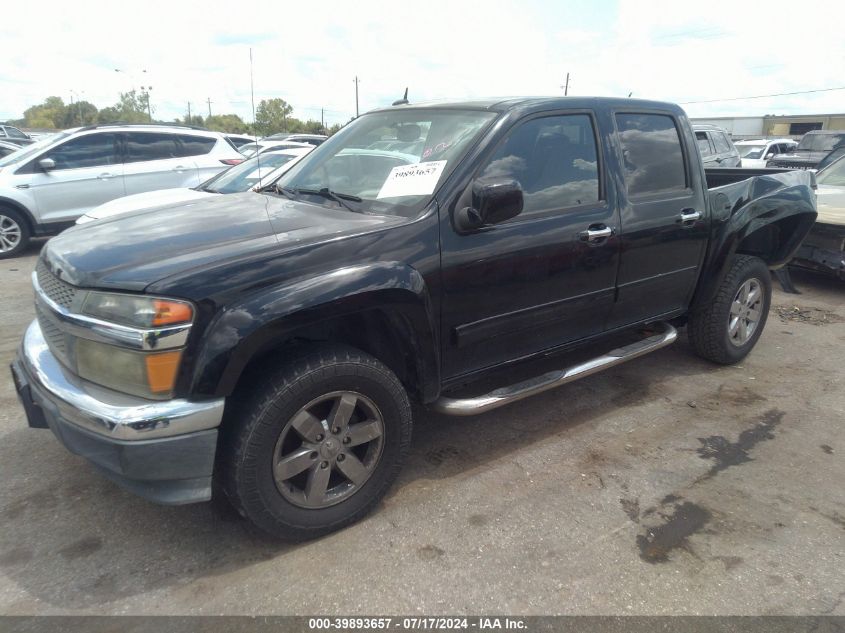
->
[190, 261, 440, 401]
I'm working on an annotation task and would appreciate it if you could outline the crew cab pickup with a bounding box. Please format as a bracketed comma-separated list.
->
[10, 97, 817, 539]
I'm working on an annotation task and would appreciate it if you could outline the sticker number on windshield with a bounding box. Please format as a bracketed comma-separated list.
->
[377, 160, 447, 199]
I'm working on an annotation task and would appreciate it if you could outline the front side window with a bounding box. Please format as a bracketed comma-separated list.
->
[817, 155, 845, 186]
[616, 113, 686, 196]
[177, 135, 216, 157]
[42, 133, 118, 169]
[276, 108, 497, 218]
[797, 133, 845, 152]
[0, 130, 74, 168]
[712, 132, 732, 153]
[125, 132, 180, 163]
[695, 132, 713, 156]
[480, 114, 600, 214]
[6, 127, 28, 139]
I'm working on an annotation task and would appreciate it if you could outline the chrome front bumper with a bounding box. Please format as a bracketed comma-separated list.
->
[12, 320, 225, 504]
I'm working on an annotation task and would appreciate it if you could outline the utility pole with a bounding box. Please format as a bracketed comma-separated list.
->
[187, 102, 191, 122]
[353, 76, 360, 118]
[321, 108, 324, 130]
[563, 72, 570, 96]
[207, 97, 212, 118]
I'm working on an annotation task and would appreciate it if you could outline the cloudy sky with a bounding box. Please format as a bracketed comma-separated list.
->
[2, 0, 844, 126]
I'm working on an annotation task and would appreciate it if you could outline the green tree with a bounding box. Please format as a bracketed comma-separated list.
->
[22, 96, 67, 129]
[61, 101, 98, 127]
[204, 113, 250, 133]
[255, 98, 294, 135]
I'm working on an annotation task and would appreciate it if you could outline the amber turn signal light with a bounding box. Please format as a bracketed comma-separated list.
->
[152, 300, 194, 326]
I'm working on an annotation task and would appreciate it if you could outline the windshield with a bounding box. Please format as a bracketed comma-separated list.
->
[736, 144, 766, 159]
[817, 155, 845, 187]
[797, 133, 845, 152]
[0, 129, 75, 167]
[275, 109, 497, 218]
[202, 152, 300, 193]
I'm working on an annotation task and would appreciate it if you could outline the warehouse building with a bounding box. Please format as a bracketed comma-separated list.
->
[690, 113, 845, 139]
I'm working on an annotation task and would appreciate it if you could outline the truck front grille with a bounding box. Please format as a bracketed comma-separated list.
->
[35, 260, 78, 310]
[768, 161, 814, 170]
[35, 302, 71, 368]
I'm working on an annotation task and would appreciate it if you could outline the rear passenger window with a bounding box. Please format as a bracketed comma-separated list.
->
[480, 114, 600, 214]
[176, 135, 216, 157]
[712, 132, 732, 153]
[125, 133, 180, 162]
[695, 132, 713, 156]
[615, 113, 687, 196]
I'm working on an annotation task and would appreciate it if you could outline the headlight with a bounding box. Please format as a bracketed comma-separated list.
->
[76, 339, 183, 399]
[82, 292, 193, 328]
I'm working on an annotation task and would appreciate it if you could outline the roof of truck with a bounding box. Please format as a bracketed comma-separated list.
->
[370, 96, 684, 114]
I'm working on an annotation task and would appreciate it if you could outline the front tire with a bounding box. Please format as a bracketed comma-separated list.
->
[220, 345, 412, 540]
[0, 208, 30, 259]
[688, 255, 772, 364]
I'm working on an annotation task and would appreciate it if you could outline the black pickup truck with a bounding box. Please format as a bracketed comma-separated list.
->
[11, 97, 817, 539]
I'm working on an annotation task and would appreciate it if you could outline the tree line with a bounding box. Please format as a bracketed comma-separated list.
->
[6, 92, 345, 136]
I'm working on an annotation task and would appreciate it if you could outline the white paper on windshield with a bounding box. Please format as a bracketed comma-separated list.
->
[376, 160, 447, 199]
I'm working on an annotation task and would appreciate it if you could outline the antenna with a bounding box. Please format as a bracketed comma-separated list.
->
[392, 87, 409, 106]
[249, 47, 262, 187]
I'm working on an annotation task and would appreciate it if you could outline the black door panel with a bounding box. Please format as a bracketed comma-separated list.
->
[440, 112, 620, 378]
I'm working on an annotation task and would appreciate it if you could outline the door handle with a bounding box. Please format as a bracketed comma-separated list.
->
[171, 165, 186, 172]
[98, 173, 113, 179]
[679, 209, 701, 226]
[715, 157, 723, 163]
[578, 225, 614, 243]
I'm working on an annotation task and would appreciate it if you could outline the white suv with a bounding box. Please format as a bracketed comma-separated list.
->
[0, 124, 243, 258]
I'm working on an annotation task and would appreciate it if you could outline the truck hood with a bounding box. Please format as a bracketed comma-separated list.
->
[77, 188, 215, 223]
[771, 151, 827, 164]
[42, 192, 408, 291]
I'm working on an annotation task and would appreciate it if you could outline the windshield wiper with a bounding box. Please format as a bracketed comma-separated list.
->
[293, 187, 363, 212]
[273, 184, 298, 199]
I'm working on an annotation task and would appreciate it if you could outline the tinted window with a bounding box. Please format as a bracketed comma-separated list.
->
[176, 134, 216, 157]
[480, 114, 600, 214]
[695, 132, 713, 156]
[44, 133, 118, 169]
[0, 145, 15, 158]
[6, 127, 27, 139]
[712, 131, 732, 153]
[616, 113, 686, 195]
[125, 133, 180, 162]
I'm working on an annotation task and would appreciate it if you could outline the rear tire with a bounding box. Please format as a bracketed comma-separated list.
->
[220, 345, 412, 540]
[688, 255, 772, 364]
[0, 208, 30, 259]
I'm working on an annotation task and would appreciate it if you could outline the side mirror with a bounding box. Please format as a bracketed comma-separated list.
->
[456, 178, 523, 231]
[765, 153, 774, 160]
[39, 158, 56, 171]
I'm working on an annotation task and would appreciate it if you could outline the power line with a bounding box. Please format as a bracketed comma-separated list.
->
[680, 86, 845, 105]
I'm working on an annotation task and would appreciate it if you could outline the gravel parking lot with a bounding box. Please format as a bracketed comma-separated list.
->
[0, 243, 843, 615]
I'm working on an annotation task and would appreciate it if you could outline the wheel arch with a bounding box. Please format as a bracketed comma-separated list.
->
[0, 196, 36, 233]
[189, 262, 441, 403]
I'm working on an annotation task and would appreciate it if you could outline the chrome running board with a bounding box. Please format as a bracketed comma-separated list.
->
[433, 322, 678, 416]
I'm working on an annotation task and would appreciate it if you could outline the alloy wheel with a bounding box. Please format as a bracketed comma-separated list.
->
[272, 391, 385, 508]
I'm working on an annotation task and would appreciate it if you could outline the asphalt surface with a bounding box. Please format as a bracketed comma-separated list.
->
[1, 242, 843, 615]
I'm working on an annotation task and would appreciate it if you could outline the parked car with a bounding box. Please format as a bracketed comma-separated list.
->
[767, 130, 845, 170]
[0, 125, 34, 146]
[262, 133, 328, 146]
[225, 134, 258, 148]
[12, 97, 816, 539]
[692, 124, 742, 167]
[789, 154, 845, 279]
[0, 124, 243, 257]
[0, 140, 22, 158]
[238, 140, 313, 158]
[734, 138, 798, 169]
[76, 146, 313, 224]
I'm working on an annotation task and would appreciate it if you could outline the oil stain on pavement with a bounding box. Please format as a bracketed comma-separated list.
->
[696, 409, 784, 479]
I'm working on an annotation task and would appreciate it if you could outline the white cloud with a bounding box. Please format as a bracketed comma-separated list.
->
[1, 0, 844, 126]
